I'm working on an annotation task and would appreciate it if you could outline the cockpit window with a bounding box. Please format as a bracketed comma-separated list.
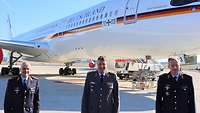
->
[170, 0, 198, 6]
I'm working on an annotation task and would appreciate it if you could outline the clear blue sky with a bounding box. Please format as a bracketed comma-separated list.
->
[0, 0, 107, 38]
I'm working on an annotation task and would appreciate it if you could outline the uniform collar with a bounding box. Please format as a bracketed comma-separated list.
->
[98, 72, 106, 76]
[168, 71, 183, 80]
[21, 75, 29, 81]
[97, 70, 106, 76]
[171, 72, 180, 78]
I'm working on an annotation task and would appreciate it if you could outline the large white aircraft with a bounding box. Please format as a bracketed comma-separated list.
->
[0, 0, 200, 75]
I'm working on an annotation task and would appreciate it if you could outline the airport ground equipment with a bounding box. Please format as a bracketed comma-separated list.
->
[115, 58, 163, 81]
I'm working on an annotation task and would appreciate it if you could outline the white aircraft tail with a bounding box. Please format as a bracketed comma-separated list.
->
[6, 14, 13, 39]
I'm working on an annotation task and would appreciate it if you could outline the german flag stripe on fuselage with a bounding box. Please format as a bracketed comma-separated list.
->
[35, 4, 200, 41]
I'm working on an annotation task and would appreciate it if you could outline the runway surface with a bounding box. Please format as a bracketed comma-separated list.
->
[0, 67, 199, 113]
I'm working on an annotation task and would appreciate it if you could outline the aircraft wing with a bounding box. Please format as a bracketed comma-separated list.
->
[0, 39, 49, 56]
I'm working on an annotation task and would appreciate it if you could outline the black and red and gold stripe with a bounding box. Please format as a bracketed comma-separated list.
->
[35, 5, 200, 41]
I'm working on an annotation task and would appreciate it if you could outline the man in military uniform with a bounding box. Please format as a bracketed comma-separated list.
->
[81, 56, 119, 113]
[4, 62, 40, 113]
[156, 57, 195, 113]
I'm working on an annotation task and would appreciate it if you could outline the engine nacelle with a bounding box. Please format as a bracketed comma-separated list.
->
[0, 48, 3, 64]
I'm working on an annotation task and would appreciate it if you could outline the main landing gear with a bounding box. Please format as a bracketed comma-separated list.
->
[1, 51, 22, 76]
[59, 63, 77, 76]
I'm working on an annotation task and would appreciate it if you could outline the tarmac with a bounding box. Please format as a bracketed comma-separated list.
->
[0, 65, 199, 113]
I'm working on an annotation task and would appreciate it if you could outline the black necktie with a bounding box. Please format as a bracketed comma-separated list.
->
[100, 74, 104, 83]
[174, 76, 178, 81]
[23, 79, 27, 89]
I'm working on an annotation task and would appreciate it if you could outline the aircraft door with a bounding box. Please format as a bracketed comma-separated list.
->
[124, 0, 140, 24]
